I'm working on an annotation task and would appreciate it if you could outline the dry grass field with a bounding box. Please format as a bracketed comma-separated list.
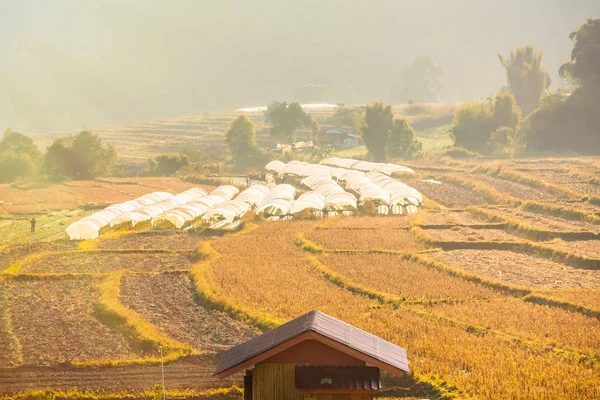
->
[1, 155, 600, 399]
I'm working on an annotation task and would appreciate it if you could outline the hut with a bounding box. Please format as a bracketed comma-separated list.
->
[215, 310, 409, 400]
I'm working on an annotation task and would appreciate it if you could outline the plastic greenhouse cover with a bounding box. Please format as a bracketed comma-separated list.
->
[235, 184, 270, 207]
[66, 191, 177, 240]
[211, 185, 240, 200]
[374, 164, 415, 176]
[196, 194, 229, 208]
[290, 192, 326, 214]
[265, 160, 287, 173]
[256, 198, 293, 215]
[325, 192, 357, 210]
[320, 157, 359, 169]
[203, 200, 250, 223]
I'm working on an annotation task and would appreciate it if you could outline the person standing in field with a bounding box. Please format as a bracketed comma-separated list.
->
[30, 217, 36, 233]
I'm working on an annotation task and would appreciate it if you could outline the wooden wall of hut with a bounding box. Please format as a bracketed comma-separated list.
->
[252, 363, 303, 400]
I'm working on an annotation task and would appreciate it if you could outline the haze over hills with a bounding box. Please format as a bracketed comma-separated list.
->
[1, 0, 599, 133]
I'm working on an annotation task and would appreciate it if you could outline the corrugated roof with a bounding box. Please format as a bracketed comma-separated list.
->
[214, 310, 409, 376]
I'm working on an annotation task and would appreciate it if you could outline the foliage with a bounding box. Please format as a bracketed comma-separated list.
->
[294, 84, 328, 103]
[360, 101, 394, 161]
[452, 93, 521, 153]
[329, 105, 363, 133]
[443, 147, 482, 159]
[146, 153, 191, 176]
[44, 131, 116, 180]
[225, 115, 258, 167]
[519, 19, 600, 154]
[499, 46, 551, 115]
[387, 119, 422, 159]
[393, 56, 443, 103]
[0, 130, 42, 182]
[264, 101, 315, 143]
[489, 126, 517, 157]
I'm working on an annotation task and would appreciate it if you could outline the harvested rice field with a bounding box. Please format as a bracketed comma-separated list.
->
[305, 227, 426, 251]
[3, 279, 136, 366]
[423, 226, 523, 242]
[427, 249, 600, 288]
[120, 274, 258, 353]
[416, 300, 600, 355]
[420, 210, 490, 226]
[493, 206, 600, 233]
[321, 214, 415, 229]
[471, 175, 560, 201]
[0, 240, 78, 271]
[407, 179, 489, 208]
[96, 232, 204, 251]
[538, 287, 600, 310]
[551, 240, 600, 259]
[317, 252, 507, 301]
[20, 251, 192, 274]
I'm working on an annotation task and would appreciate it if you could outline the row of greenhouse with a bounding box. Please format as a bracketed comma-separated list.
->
[66, 157, 422, 240]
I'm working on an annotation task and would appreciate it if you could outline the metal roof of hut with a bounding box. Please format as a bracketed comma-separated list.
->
[214, 310, 409, 378]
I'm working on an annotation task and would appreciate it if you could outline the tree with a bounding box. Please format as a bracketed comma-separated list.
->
[264, 101, 315, 143]
[452, 92, 521, 153]
[393, 56, 443, 103]
[147, 153, 191, 176]
[519, 19, 600, 154]
[225, 115, 258, 166]
[361, 101, 394, 162]
[559, 19, 600, 87]
[493, 92, 521, 129]
[295, 84, 328, 103]
[0, 130, 42, 182]
[499, 46, 551, 115]
[387, 119, 422, 159]
[44, 130, 116, 179]
[330, 105, 363, 134]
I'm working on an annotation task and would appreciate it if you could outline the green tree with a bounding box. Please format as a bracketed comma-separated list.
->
[361, 101, 394, 162]
[330, 105, 363, 134]
[44, 130, 116, 179]
[493, 92, 521, 129]
[393, 56, 443, 103]
[0, 130, 42, 182]
[520, 19, 600, 154]
[147, 153, 191, 176]
[226, 115, 258, 166]
[387, 119, 422, 159]
[451, 102, 494, 152]
[499, 46, 551, 115]
[264, 101, 315, 143]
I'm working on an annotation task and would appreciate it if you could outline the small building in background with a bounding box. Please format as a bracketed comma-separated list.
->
[215, 310, 409, 400]
[318, 129, 361, 149]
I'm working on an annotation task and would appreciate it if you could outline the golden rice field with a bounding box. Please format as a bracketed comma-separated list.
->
[1, 155, 600, 399]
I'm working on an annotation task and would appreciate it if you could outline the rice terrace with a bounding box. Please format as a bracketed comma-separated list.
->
[2, 3, 600, 400]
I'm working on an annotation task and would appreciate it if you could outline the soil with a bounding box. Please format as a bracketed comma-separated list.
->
[494, 207, 600, 233]
[0, 240, 79, 271]
[120, 274, 259, 353]
[422, 210, 491, 226]
[0, 355, 238, 393]
[552, 240, 600, 259]
[472, 175, 559, 202]
[0, 284, 21, 367]
[4, 279, 137, 366]
[21, 252, 192, 274]
[407, 179, 489, 208]
[528, 171, 600, 196]
[97, 232, 206, 251]
[424, 227, 522, 242]
[429, 249, 600, 289]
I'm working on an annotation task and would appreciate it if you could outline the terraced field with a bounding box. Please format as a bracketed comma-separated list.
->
[1, 156, 600, 399]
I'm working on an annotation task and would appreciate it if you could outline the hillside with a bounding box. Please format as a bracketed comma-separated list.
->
[27, 103, 457, 164]
[1, 156, 600, 399]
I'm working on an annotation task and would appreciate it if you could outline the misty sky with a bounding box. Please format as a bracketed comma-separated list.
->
[1, 0, 599, 132]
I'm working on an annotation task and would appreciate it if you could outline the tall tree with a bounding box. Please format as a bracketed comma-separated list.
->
[44, 130, 116, 179]
[264, 101, 315, 143]
[499, 46, 551, 115]
[559, 18, 600, 88]
[0, 130, 42, 182]
[361, 101, 394, 162]
[393, 56, 443, 103]
[226, 115, 258, 166]
[493, 91, 521, 129]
